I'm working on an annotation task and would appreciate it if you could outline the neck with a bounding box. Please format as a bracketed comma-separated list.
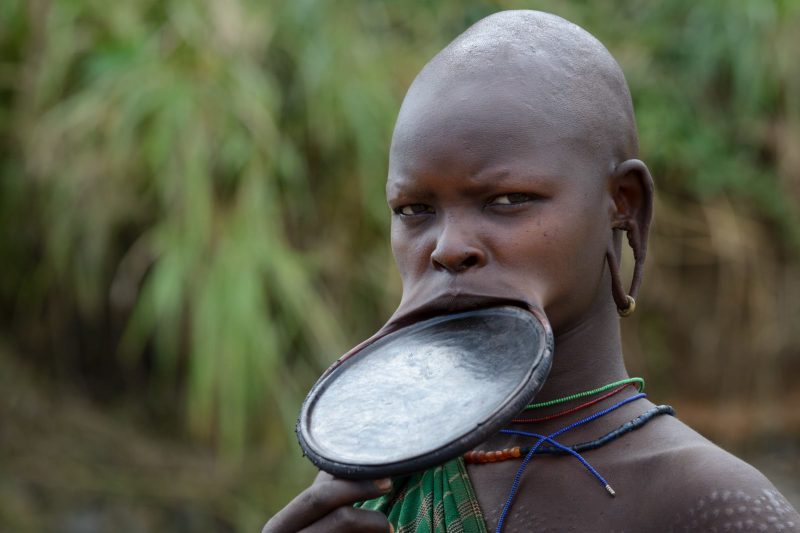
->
[470, 288, 644, 452]
[533, 297, 628, 404]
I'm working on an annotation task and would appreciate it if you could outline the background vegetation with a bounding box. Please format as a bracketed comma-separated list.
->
[1, 0, 799, 531]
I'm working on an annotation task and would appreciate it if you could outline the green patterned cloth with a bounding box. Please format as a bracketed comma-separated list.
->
[355, 457, 488, 533]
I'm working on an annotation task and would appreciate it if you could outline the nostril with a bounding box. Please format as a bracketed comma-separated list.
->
[460, 254, 479, 270]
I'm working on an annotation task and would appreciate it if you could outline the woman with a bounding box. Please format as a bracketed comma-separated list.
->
[264, 10, 800, 532]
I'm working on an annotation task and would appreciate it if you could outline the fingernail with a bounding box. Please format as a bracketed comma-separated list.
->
[389, 523, 395, 533]
[375, 478, 392, 492]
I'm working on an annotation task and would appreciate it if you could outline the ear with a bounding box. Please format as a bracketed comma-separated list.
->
[607, 159, 654, 310]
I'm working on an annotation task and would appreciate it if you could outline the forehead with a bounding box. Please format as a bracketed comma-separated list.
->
[387, 74, 608, 194]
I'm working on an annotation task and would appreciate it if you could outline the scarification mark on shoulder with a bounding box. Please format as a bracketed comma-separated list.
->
[671, 488, 799, 532]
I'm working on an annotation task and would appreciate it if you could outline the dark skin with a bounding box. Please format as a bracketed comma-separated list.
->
[264, 10, 800, 532]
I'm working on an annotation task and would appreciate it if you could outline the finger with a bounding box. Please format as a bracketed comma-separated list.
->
[299, 507, 392, 533]
[264, 477, 392, 532]
[313, 470, 334, 484]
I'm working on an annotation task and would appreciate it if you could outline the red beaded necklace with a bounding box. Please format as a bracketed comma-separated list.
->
[510, 382, 634, 424]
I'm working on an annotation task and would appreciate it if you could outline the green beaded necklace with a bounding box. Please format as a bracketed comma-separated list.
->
[524, 377, 645, 410]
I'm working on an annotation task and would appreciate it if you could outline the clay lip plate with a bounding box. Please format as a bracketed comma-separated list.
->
[296, 305, 554, 479]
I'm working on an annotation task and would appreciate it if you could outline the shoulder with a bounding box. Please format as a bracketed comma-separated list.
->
[662, 442, 798, 531]
[634, 416, 800, 531]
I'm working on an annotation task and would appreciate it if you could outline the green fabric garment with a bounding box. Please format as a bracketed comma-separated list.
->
[355, 457, 488, 533]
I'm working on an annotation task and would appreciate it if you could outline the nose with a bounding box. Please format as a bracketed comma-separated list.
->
[430, 225, 487, 273]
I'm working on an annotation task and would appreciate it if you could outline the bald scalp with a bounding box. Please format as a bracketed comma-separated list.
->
[394, 10, 638, 170]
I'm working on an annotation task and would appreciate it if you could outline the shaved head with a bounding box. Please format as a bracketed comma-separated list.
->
[391, 10, 638, 175]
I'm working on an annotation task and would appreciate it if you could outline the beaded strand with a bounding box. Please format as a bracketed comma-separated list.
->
[511, 383, 634, 424]
[465, 404, 674, 464]
[493, 393, 648, 533]
[524, 377, 645, 410]
[463, 377, 674, 533]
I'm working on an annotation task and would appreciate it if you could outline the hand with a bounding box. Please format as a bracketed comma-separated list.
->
[262, 471, 394, 533]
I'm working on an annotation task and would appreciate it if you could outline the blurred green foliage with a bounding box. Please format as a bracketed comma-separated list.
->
[1, 0, 800, 529]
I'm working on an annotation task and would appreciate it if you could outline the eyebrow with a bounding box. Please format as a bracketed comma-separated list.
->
[461, 169, 562, 196]
[471, 168, 562, 185]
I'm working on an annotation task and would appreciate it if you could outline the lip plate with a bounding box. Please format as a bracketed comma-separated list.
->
[296, 305, 554, 479]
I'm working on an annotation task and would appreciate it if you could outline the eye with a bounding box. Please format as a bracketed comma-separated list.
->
[394, 203, 434, 216]
[490, 193, 536, 205]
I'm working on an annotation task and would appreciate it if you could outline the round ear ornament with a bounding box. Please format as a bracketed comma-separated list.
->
[617, 294, 636, 317]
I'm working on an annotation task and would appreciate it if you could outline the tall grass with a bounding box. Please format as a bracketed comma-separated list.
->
[0, 0, 492, 454]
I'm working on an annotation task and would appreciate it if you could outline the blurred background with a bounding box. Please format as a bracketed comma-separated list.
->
[1, 0, 799, 531]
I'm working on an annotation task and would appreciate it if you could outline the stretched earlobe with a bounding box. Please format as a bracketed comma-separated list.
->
[607, 159, 654, 317]
[607, 247, 637, 317]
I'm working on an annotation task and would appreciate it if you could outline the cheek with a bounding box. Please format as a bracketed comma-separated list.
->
[560, 214, 607, 266]
[390, 226, 429, 279]
[390, 227, 408, 277]
[531, 208, 609, 300]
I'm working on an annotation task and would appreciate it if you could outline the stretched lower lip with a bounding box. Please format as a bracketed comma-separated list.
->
[319, 292, 543, 380]
[388, 293, 534, 330]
